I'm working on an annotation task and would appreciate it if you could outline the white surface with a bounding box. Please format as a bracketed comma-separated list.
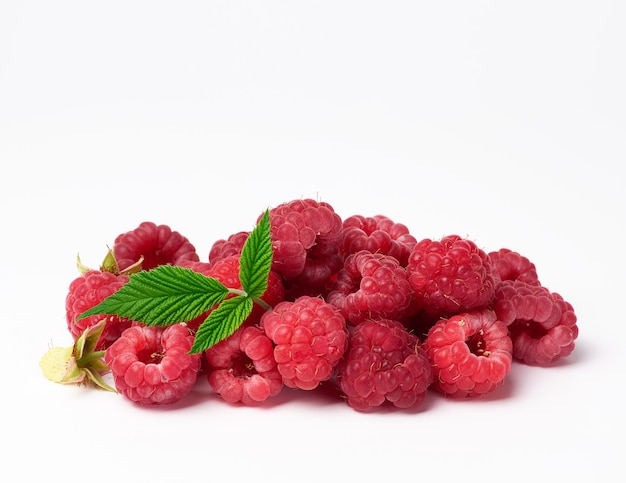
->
[2, 1, 624, 481]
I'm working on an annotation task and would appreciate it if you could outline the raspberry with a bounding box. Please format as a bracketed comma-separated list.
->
[208, 231, 250, 266]
[104, 324, 202, 405]
[493, 280, 578, 365]
[181, 255, 285, 332]
[326, 250, 413, 326]
[260, 295, 349, 390]
[263, 199, 343, 288]
[424, 308, 513, 398]
[205, 325, 283, 405]
[113, 221, 199, 272]
[337, 319, 433, 411]
[179, 260, 213, 276]
[489, 248, 540, 285]
[407, 235, 497, 316]
[341, 214, 417, 266]
[65, 269, 133, 350]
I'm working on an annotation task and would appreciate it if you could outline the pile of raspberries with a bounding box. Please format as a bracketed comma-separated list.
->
[65, 198, 578, 411]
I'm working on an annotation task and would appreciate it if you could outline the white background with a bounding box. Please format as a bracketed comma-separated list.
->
[1, 1, 624, 481]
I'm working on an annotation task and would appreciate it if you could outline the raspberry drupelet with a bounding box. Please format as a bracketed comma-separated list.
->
[205, 325, 283, 405]
[340, 214, 417, 266]
[208, 231, 250, 267]
[263, 198, 344, 289]
[488, 248, 540, 285]
[66, 269, 133, 350]
[104, 324, 202, 405]
[407, 234, 497, 316]
[337, 318, 433, 412]
[424, 308, 513, 399]
[326, 250, 413, 326]
[493, 280, 578, 365]
[260, 295, 349, 391]
[113, 221, 199, 272]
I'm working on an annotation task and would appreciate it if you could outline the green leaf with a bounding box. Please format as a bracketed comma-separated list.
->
[77, 265, 229, 327]
[239, 209, 273, 299]
[190, 296, 254, 353]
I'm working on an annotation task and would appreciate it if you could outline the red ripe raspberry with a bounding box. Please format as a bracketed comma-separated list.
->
[337, 319, 433, 412]
[424, 308, 513, 398]
[113, 221, 199, 272]
[260, 295, 349, 391]
[263, 199, 343, 288]
[326, 250, 412, 326]
[489, 248, 540, 285]
[205, 326, 283, 405]
[493, 280, 578, 365]
[341, 214, 417, 266]
[181, 255, 285, 332]
[208, 231, 250, 266]
[407, 235, 497, 316]
[104, 324, 202, 405]
[180, 260, 213, 275]
[66, 269, 133, 350]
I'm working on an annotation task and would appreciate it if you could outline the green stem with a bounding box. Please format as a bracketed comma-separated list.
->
[227, 288, 272, 312]
[252, 296, 272, 312]
[228, 288, 248, 298]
